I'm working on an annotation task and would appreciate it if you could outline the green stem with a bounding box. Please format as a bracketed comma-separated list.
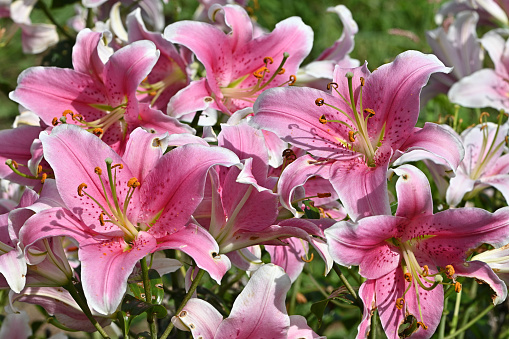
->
[289, 273, 302, 315]
[140, 257, 156, 339]
[449, 289, 462, 335]
[438, 297, 448, 339]
[65, 282, 110, 338]
[444, 304, 495, 339]
[332, 263, 363, 310]
[86, 8, 94, 29]
[458, 282, 477, 339]
[160, 269, 205, 339]
[369, 310, 378, 339]
[36, 1, 75, 41]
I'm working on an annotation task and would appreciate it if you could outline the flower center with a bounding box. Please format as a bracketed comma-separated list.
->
[52, 106, 128, 139]
[315, 73, 385, 167]
[137, 64, 186, 106]
[77, 158, 140, 242]
[220, 53, 296, 105]
[469, 112, 508, 180]
[390, 237, 461, 333]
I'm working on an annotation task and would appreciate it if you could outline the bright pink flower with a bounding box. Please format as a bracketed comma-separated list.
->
[325, 165, 509, 339]
[172, 264, 321, 338]
[20, 125, 240, 314]
[164, 4, 313, 116]
[9, 29, 192, 152]
[253, 51, 463, 220]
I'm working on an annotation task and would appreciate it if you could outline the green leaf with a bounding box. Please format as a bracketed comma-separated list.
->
[121, 294, 167, 318]
[398, 314, 418, 338]
[129, 269, 164, 304]
[311, 286, 352, 328]
[390, 201, 398, 215]
[302, 199, 321, 219]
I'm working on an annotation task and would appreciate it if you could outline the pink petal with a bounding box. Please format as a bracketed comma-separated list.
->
[393, 165, 433, 219]
[172, 298, 223, 337]
[266, 238, 308, 283]
[356, 280, 376, 339]
[455, 260, 507, 304]
[167, 79, 218, 118]
[156, 223, 231, 284]
[288, 315, 324, 339]
[216, 264, 291, 338]
[79, 231, 157, 315]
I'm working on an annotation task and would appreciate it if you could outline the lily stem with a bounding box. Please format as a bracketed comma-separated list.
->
[444, 304, 495, 339]
[438, 297, 448, 339]
[332, 263, 362, 309]
[140, 257, 156, 339]
[160, 269, 205, 339]
[449, 288, 462, 335]
[36, 1, 75, 41]
[65, 282, 110, 338]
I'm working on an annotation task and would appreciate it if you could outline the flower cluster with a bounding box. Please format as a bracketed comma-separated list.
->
[1, 1, 509, 338]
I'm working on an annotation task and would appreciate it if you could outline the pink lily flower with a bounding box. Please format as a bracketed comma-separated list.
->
[446, 120, 509, 206]
[436, 0, 509, 27]
[164, 4, 313, 116]
[9, 28, 192, 153]
[20, 125, 240, 314]
[172, 264, 322, 338]
[253, 50, 463, 220]
[325, 165, 509, 339]
[449, 29, 509, 111]
[127, 9, 189, 111]
[422, 11, 484, 105]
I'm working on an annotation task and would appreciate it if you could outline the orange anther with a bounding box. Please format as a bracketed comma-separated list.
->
[316, 98, 325, 107]
[99, 212, 105, 226]
[127, 177, 140, 188]
[94, 167, 102, 175]
[455, 281, 462, 293]
[300, 253, 314, 263]
[364, 108, 376, 118]
[62, 109, 74, 117]
[37, 165, 43, 175]
[396, 297, 405, 310]
[40, 173, 47, 184]
[263, 56, 274, 65]
[360, 77, 365, 86]
[278, 68, 285, 75]
[317, 193, 332, 198]
[422, 265, 429, 277]
[445, 265, 455, 279]
[319, 114, 327, 124]
[111, 163, 123, 170]
[327, 82, 338, 90]
[92, 128, 103, 137]
[404, 272, 412, 282]
[253, 67, 268, 79]
[348, 130, 356, 142]
[11, 160, 18, 169]
[78, 183, 87, 196]
[52, 117, 59, 126]
[288, 75, 297, 85]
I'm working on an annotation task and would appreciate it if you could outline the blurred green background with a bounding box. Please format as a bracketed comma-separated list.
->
[0, 0, 444, 128]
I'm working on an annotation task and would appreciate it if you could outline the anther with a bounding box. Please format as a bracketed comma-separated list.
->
[37, 165, 43, 175]
[99, 212, 105, 226]
[300, 253, 314, 262]
[422, 265, 429, 277]
[360, 77, 365, 86]
[327, 82, 338, 90]
[111, 163, 123, 170]
[72, 114, 84, 121]
[319, 114, 327, 124]
[92, 128, 103, 137]
[364, 108, 376, 118]
[78, 183, 87, 196]
[288, 75, 297, 85]
[317, 193, 332, 198]
[417, 322, 428, 330]
[94, 167, 102, 175]
[40, 173, 47, 184]
[445, 265, 455, 279]
[348, 130, 356, 142]
[52, 117, 59, 126]
[278, 68, 285, 75]
[127, 177, 140, 188]
[263, 56, 274, 65]
[396, 297, 405, 310]
[455, 281, 462, 293]
[62, 109, 74, 117]
[315, 98, 325, 107]
[404, 272, 412, 282]
[253, 67, 269, 79]
[11, 160, 18, 169]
